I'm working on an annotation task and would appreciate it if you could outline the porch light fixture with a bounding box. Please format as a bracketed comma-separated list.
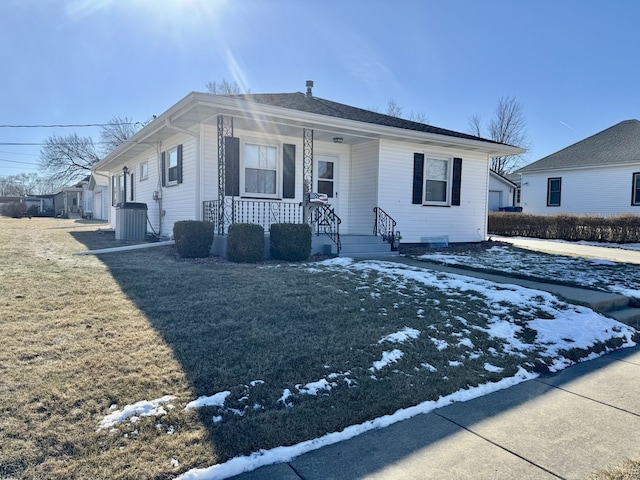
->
[333, 137, 343, 143]
[122, 166, 129, 205]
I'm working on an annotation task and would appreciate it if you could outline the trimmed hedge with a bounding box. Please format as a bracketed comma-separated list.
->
[489, 213, 640, 243]
[173, 220, 214, 258]
[227, 223, 264, 263]
[1, 202, 27, 218]
[270, 223, 312, 261]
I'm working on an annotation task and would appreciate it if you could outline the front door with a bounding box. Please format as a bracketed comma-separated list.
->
[315, 155, 339, 213]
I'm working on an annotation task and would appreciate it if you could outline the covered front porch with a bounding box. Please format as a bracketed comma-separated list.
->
[202, 197, 399, 257]
[202, 111, 399, 257]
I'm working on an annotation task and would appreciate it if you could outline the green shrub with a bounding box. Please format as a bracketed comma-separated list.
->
[227, 223, 264, 263]
[1, 202, 27, 218]
[270, 223, 312, 261]
[173, 220, 214, 258]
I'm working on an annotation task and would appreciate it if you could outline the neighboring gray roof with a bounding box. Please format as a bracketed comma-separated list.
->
[518, 119, 640, 173]
[231, 92, 509, 146]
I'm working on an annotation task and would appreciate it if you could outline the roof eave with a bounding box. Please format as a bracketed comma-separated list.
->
[94, 92, 525, 170]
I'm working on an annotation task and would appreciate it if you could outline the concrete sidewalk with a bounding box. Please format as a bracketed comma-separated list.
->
[392, 257, 640, 328]
[492, 236, 640, 265]
[232, 345, 640, 480]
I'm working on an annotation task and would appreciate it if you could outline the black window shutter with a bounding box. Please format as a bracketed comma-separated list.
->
[452, 157, 462, 206]
[224, 137, 240, 196]
[177, 144, 183, 184]
[161, 151, 166, 187]
[412, 153, 424, 204]
[283, 143, 296, 198]
[130, 173, 134, 201]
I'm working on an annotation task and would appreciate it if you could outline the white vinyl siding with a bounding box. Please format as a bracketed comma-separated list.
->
[349, 140, 380, 235]
[377, 140, 489, 243]
[160, 134, 196, 235]
[521, 165, 640, 215]
[107, 133, 195, 237]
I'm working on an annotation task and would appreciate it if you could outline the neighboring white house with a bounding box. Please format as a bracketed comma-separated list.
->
[92, 83, 522, 253]
[88, 172, 110, 220]
[517, 120, 640, 215]
[488, 171, 518, 211]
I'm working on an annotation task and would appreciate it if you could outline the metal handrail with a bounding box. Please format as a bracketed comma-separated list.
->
[310, 203, 341, 254]
[373, 207, 396, 240]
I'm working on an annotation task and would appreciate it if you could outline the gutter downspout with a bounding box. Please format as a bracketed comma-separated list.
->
[165, 118, 201, 225]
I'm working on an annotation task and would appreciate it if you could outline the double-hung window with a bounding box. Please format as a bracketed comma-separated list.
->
[140, 161, 148, 181]
[167, 148, 179, 184]
[412, 153, 462, 206]
[424, 158, 450, 204]
[161, 145, 183, 187]
[547, 177, 561, 206]
[244, 143, 278, 197]
[632, 173, 640, 206]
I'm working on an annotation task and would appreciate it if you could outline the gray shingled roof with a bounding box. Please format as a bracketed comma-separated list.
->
[518, 119, 640, 173]
[229, 92, 507, 146]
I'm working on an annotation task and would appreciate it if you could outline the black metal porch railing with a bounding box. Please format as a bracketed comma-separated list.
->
[203, 199, 303, 234]
[310, 203, 341, 254]
[373, 207, 400, 250]
[203, 198, 342, 254]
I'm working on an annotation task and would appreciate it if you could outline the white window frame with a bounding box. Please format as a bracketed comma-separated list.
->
[423, 156, 452, 206]
[140, 161, 148, 181]
[166, 147, 179, 186]
[547, 177, 561, 207]
[241, 139, 280, 199]
[632, 172, 640, 206]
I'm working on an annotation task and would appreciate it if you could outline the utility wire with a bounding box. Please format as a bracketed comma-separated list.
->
[0, 158, 40, 165]
[0, 122, 138, 128]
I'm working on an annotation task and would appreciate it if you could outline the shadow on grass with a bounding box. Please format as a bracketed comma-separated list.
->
[69, 228, 640, 479]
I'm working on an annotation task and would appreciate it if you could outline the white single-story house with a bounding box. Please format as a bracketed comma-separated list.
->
[517, 119, 640, 215]
[488, 171, 518, 211]
[92, 82, 522, 254]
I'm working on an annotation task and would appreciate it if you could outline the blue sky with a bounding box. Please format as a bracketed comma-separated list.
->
[1, 0, 639, 179]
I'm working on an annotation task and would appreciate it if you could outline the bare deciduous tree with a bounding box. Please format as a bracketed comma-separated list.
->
[370, 99, 430, 124]
[39, 133, 100, 186]
[385, 99, 404, 118]
[205, 78, 245, 95]
[0, 173, 61, 196]
[468, 96, 530, 175]
[99, 116, 141, 156]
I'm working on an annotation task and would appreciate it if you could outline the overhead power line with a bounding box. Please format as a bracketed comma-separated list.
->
[0, 122, 138, 128]
[0, 158, 40, 165]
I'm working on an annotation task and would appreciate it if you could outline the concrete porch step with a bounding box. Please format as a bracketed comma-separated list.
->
[339, 235, 396, 258]
[608, 307, 640, 329]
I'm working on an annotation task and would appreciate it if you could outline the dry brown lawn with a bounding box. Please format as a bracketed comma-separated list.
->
[2, 216, 637, 480]
[0, 217, 214, 479]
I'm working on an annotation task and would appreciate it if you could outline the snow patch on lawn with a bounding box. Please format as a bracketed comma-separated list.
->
[97, 395, 175, 430]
